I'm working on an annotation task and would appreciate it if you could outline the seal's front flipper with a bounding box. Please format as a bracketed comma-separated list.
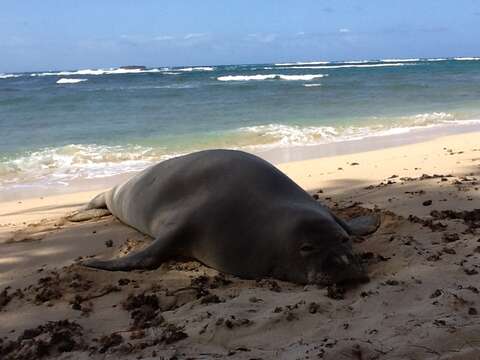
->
[345, 214, 381, 236]
[82, 227, 180, 271]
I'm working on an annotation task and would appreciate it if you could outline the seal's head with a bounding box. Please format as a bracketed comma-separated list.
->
[279, 210, 369, 286]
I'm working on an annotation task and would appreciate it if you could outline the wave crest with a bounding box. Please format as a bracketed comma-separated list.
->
[276, 63, 408, 70]
[0, 74, 21, 79]
[31, 68, 162, 77]
[454, 57, 480, 61]
[0, 144, 174, 188]
[217, 74, 327, 81]
[176, 66, 214, 72]
[56, 78, 88, 84]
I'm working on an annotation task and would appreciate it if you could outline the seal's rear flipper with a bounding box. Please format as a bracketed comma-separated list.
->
[82, 227, 180, 271]
[67, 192, 111, 222]
[345, 214, 381, 236]
[85, 192, 108, 210]
[67, 208, 111, 222]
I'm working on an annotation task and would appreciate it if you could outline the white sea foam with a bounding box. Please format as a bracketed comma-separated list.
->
[277, 63, 409, 70]
[0, 144, 173, 188]
[176, 66, 214, 72]
[341, 60, 371, 64]
[56, 78, 88, 84]
[240, 124, 339, 146]
[31, 68, 162, 77]
[237, 112, 480, 149]
[274, 58, 452, 66]
[303, 83, 322, 87]
[380, 58, 420, 62]
[275, 61, 331, 66]
[217, 74, 327, 81]
[0, 74, 21, 79]
[453, 57, 480, 61]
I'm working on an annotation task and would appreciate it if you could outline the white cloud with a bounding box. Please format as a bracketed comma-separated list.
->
[154, 35, 174, 41]
[247, 33, 277, 43]
[184, 33, 207, 40]
[339, 28, 350, 33]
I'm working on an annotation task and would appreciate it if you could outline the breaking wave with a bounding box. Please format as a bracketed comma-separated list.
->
[276, 63, 409, 70]
[0, 144, 176, 188]
[0, 74, 21, 79]
[236, 113, 480, 148]
[176, 67, 215, 72]
[217, 74, 327, 81]
[275, 61, 331, 66]
[31, 68, 162, 77]
[380, 58, 420, 62]
[453, 57, 480, 61]
[56, 78, 88, 84]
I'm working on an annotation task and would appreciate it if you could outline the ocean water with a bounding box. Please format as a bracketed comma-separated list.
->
[1, 57, 480, 194]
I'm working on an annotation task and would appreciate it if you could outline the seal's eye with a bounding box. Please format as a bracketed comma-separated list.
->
[300, 244, 315, 253]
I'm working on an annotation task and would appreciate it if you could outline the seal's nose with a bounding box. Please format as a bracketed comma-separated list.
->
[323, 252, 369, 284]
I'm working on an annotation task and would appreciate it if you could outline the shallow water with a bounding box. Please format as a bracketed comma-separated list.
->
[1, 57, 480, 192]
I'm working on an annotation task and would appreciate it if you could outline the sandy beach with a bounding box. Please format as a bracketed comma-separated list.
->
[1, 131, 480, 359]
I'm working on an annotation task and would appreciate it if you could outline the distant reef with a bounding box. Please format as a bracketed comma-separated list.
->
[119, 65, 147, 70]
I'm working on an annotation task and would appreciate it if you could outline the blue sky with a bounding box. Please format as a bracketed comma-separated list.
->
[1, 0, 479, 72]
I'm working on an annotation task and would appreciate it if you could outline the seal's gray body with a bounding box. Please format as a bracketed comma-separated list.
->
[84, 150, 370, 285]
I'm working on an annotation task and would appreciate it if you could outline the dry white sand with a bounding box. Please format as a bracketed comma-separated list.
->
[1, 131, 480, 359]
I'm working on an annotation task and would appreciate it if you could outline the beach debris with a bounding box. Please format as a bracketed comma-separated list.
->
[0, 288, 13, 310]
[385, 279, 400, 286]
[256, 279, 282, 292]
[442, 247, 456, 255]
[122, 293, 163, 329]
[400, 173, 453, 182]
[464, 268, 479, 276]
[200, 293, 223, 304]
[442, 233, 460, 243]
[105, 239, 113, 247]
[34, 273, 62, 304]
[308, 302, 321, 314]
[118, 278, 131, 286]
[422, 200, 432, 206]
[430, 209, 480, 232]
[161, 324, 188, 343]
[0, 320, 85, 360]
[221, 316, 252, 329]
[326, 285, 345, 300]
[407, 215, 447, 232]
[97, 333, 123, 353]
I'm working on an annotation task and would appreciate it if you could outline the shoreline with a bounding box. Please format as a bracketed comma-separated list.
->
[2, 121, 480, 203]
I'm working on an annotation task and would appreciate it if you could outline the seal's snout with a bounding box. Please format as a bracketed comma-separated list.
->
[322, 252, 369, 285]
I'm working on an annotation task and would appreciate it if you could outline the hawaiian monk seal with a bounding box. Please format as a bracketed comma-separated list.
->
[82, 149, 378, 285]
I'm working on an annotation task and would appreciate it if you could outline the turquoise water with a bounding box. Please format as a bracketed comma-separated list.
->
[1, 57, 480, 190]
